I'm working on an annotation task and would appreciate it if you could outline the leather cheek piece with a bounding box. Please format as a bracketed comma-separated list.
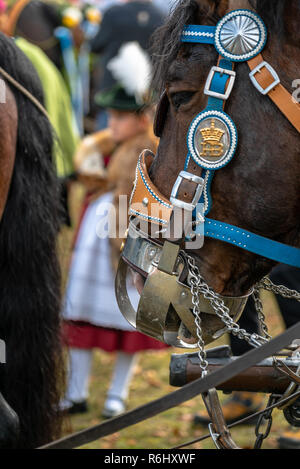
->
[248, 54, 300, 133]
[153, 90, 170, 138]
[129, 150, 173, 226]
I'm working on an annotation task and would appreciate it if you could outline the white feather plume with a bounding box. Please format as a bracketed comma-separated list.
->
[107, 42, 152, 104]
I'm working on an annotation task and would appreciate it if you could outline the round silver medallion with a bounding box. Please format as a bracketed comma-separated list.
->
[215, 10, 267, 62]
[187, 111, 237, 170]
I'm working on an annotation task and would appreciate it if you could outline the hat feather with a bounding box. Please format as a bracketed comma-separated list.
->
[107, 42, 152, 104]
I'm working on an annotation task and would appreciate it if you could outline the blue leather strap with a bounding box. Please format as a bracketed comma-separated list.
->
[196, 59, 234, 212]
[181, 25, 215, 44]
[204, 218, 300, 268]
[209, 60, 233, 92]
[206, 59, 234, 111]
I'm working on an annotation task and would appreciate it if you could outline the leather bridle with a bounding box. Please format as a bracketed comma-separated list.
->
[116, 8, 300, 348]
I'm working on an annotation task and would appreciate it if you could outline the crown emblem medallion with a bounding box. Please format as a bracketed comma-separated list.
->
[187, 110, 238, 170]
[199, 119, 225, 158]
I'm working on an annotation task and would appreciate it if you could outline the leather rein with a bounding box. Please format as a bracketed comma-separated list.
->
[0, 64, 50, 120]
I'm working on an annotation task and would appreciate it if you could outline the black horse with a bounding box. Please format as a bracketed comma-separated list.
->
[0, 32, 64, 448]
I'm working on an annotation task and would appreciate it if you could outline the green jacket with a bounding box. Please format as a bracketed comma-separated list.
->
[16, 37, 79, 176]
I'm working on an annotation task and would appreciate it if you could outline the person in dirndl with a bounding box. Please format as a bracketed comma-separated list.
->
[62, 42, 167, 418]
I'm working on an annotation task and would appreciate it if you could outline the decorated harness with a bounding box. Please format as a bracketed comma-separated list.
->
[116, 9, 300, 349]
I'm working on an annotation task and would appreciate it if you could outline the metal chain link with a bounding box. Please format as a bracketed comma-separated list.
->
[186, 260, 300, 378]
[186, 255, 269, 350]
[254, 276, 300, 344]
[258, 277, 300, 301]
[252, 287, 272, 341]
[187, 256, 209, 374]
[254, 394, 278, 449]
[185, 261, 300, 447]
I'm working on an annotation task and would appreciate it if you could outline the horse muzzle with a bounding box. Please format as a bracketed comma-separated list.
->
[115, 221, 252, 348]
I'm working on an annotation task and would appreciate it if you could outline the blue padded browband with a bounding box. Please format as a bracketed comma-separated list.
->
[181, 25, 215, 44]
[204, 219, 300, 268]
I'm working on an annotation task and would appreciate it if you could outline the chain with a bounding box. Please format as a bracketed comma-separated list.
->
[258, 277, 300, 301]
[254, 394, 278, 449]
[186, 255, 268, 350]
[183, 262, 300, 449]
[186, 258, 300, 378]
[187, 256, 209, 374]
[253, 276, 300, 343]
[252, 287, 272, 341]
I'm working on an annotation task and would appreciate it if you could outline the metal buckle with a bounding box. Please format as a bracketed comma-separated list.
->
[170, 171, 204, 212]
[249, 61, 280, 95]
[204, 66, 236, 100]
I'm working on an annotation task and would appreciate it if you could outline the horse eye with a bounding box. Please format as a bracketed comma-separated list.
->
[170, 91, 195, 110]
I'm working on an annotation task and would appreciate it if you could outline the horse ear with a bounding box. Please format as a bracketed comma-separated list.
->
[153, 90, 169, 138]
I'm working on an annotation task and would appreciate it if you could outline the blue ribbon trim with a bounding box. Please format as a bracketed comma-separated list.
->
[204, 219, 300, 268]
[181, 25, 216, 44]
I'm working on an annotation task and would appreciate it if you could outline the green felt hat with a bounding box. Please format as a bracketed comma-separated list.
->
[94, 83, 144, 112]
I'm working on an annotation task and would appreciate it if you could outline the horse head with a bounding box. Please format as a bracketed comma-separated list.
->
[116, 0, 300, 347]
[149, 0, 300, 297]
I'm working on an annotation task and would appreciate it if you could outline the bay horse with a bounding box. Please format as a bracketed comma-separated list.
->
[149, 0, 300, 298]
[0, 32, 64, 448]
[116, 0, 300, 349]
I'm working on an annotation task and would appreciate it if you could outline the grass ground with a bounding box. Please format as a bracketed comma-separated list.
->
[58, 183, 292, 450]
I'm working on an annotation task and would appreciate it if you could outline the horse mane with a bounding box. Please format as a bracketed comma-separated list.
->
[151, 0, 288, 93]
[0, 32, 64, 448]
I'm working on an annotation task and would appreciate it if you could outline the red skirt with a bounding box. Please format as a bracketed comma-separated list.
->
[63, 320, 168, 353]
